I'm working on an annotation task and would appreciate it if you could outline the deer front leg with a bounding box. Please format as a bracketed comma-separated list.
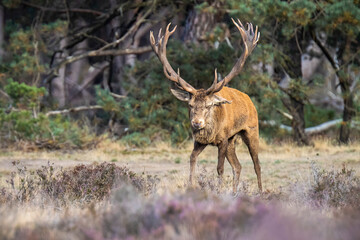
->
[189, 141, 207, 187]
[217, 141, 228, 187]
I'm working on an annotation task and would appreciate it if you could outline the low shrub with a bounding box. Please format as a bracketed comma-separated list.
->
[309, 163, 360, 208]
[0, 161, 158, 205]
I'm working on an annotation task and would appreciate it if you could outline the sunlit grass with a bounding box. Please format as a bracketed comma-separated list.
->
[0, 138, 359, 239]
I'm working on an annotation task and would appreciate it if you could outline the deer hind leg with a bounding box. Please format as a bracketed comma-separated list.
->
[189, 141, 207, 187]
[240, 129, 262, 192]
[225, 136, 242, 194]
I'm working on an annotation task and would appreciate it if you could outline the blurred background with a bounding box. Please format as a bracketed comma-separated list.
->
[0, 0, 359, 149]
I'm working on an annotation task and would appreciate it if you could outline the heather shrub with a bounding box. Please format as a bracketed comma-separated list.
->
[0, 161, 158, 205]
[197, 167, 221, 193]
[3, 187, 358, 240]
[309, 163, 360, 208]
[197, 167, 252, 195]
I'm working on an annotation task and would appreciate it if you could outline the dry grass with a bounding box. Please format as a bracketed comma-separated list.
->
[1, 138, 359, 196]
[0, 138, 359, 239]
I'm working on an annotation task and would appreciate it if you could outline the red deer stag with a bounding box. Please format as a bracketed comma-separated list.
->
[150, 19, 262, 193]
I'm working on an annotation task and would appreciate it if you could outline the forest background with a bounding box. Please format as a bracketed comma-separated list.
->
[0, 0, 359, 149]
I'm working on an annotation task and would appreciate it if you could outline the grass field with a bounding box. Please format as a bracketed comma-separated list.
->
[1, 138, 359, 192]
[0, 138, 359, 239]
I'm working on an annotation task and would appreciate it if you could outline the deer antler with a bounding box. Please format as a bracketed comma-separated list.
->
[206, 18, 260, 95]
[150, 23, 197, 94]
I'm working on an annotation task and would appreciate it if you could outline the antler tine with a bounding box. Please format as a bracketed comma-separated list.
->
[206, 68, 228, 94]
[254, 27, 260, 45]
[163, 23, 176, 47]
[205, 69, 218, 94]
[161, 24, 175, 60]
[207, 18, 260, 94]
[237, 18, 245, 28]
[149, 23, 196, 94]
[150, 31, 155, 46]
[157, 28, 162, 43]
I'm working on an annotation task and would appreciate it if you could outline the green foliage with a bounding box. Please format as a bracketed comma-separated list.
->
[97, 58, 191, 146]
[0, 81, 97, 149]
[121, 132, 151, 147]
[304, 105, 337, 128]
[317, 1, 360, 37]
[0, 109, 97, 149]
[3, 0, 358, 146]
[1, 19, 66, 84]
[226, 0, 360, 140]
[5, 79, 46, 108]
[0, 110, 48, 140]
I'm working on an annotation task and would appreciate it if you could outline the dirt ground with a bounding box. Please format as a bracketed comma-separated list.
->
[0, 139, 359, 193]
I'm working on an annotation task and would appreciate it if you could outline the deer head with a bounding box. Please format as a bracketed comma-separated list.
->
[150, 19, 260, 130]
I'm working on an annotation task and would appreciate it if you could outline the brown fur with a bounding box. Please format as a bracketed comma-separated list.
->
[188, 86, 262, 193]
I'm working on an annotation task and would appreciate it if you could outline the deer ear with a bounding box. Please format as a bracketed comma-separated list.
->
[212, 94, 231, 105]
[170, 88, 191, 102]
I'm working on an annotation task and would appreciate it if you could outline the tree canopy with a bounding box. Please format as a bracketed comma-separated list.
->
[0, 0, 359, 148]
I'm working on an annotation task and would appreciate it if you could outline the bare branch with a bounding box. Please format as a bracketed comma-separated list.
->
[0, 89, 10, 100]
[45, 46, 152, 83]
[59, 46, 152, 67]
[97, 5, 153, 52]
[63, 0, 71, 28]
[68, 62, 109, 101]
[45, 105, 104, 117]
[310, 28, 339, 72]
[45, 3, 155, 83]
[60, 3, 128, 51]
[109, 92, 126, 99]
[22, 1, 104, 16]
[82, 33, 109, 45]
[276, 108, 293, 120]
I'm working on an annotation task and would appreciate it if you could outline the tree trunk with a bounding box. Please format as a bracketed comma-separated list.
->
[67, 32, 90, 106]
[183, 8, 215, 44]
[51, 39, 68, 108]
[107, 0, 130, 95]
[0, 5, 4, 61]
[339, 73, 355, 144]
[276, 30, 312, 146]
[338, 39, 355, 144]
[183, 1, 224, 45]
[310, 30, 356, 144]
[281, 97, 311, 146]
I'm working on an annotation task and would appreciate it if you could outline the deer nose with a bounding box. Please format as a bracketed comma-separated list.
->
[191, 119, 205, 129]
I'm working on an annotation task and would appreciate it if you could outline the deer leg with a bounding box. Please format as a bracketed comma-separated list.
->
[225, 136, 242, 194]
[217, 141, 228, 187]
[240, 129, 262, 192]
[189, 141, 207, 187]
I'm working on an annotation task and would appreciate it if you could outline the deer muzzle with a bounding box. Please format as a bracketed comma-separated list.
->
[191, 119, 205, 130]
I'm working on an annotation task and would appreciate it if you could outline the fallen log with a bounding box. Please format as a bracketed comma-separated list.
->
[260, 119, 359, 134]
